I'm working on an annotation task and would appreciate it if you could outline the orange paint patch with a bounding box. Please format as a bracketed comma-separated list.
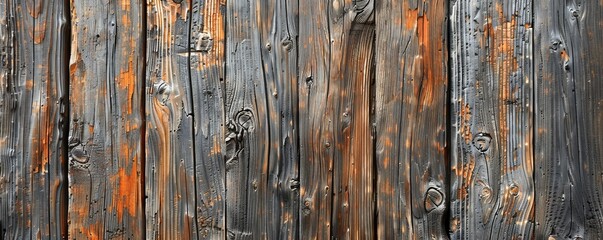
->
[113, 156, 140, 221]
[404, 2, 418, 30]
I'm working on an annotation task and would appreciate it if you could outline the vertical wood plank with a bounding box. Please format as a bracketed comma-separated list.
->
[0, 1, 19, 237]
[449, 0, 534, 239]
[145, 0, 198, 238]
[0, 0, 69, 238]
[375, 0, 448, 239]
[68, 0, 144, 238]
[223, 0, 272, 238]
[535, 0, 603, 238]
[334, 25, 375, 239]
[374, 0, 412, 237]
[297, 0, 333, 237]
[255, 0, 300, 238]
[189, 0, 227, 238]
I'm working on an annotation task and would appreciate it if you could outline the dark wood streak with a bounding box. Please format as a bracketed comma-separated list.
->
[298, 0, 333, 238]
[535, 0, 603, 238]
[68, 0, 144, 238]
[450, 0, 534, 239]
[256, 0, 300, 238]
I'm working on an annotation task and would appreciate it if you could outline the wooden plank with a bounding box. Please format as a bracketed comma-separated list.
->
[223, 0, 272, 238]
[297, 0, 333, 237]
[68, 0, 144, 238]
[534, 0, 603, 238]
[375, 0, 448, 239]
[224, 0, 302, 237]
[189, 0, 227, 238]
[145, 0, 198, 238]
[332, 25, 375, 239]
[449, 0, 534, 239]
[0, 1, 19, 237]
[0, 0, 69, 238]
[254, 0, 300, 238]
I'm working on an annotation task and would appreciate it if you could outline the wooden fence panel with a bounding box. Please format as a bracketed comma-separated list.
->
[2, 0, 603, 239]
[68, 0, 144, 238]
[375, 0, 448, 239]
[535, 0, 603, 239]
[449, 0, 535, 239]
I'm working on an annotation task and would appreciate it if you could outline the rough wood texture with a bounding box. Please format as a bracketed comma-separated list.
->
[0, 0, 69, 238]
[375, 0, 448, 239]
[4, 0, 603, 238]
[535, 0, 603, 239]
[68, 0, 144, 238]
[333, 25, 375, 239]
[449, 0, 535, 239]
[255, 0, 300, 238]
[223, 0, 269, 238]
[189, 0, 227, 238]
[297, 0, 333, 238]
[145, 0, 228, 239]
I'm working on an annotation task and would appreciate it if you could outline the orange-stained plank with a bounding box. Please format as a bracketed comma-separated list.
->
[68, 0, 144, 238]
[375, 0, 449, 239]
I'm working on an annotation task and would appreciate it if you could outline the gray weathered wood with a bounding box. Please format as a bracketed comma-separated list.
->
[145, 0, 198, 238]
[449, 0, 535, 239]
[0, 0, 69, 238]
[255, 0, 300, 238]
[223, 0, 270, 238]
[68, 0, 144, 238]
[189, 0, 227, 238]
[535, 0, 603, 238]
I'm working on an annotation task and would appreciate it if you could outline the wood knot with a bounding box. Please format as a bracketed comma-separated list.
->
[509, 184, 519, 196]
[480, 186, 493, 203]
[193, 32, 213, 52]
[70, 147, 89, 164]
[424, 188, 443, 212]
[281, 38, 293, 51]
[235, 109, 254, 131]
[472, 133, 492, 152]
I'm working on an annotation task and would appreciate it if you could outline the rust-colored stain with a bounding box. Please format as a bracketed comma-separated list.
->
[113, 156, 140, 221]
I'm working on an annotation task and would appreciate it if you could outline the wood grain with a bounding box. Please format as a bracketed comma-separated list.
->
[68, 0, 144, 238]
[535, 0, 603, 238]
[255, 0, 300, 238]
[333, 25, 375, 239]
[0, 0, 69, 238]
[223, 0, 271, 238]
[449, 0, 534, 239]
[375, 0, 448, 239]
[145, 0, 198, 238]
[297, 0, 334, 237]
[189, 0, 227, 238]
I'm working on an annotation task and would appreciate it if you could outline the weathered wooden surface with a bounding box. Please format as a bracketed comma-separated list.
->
[68, 0, 144, 238]
[375, 0, 448, 239]
[450, 0, 534, 239]
[0, 0, 69, 239]
[534, 0, 603, 239]
[2, 0, 603, 239]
